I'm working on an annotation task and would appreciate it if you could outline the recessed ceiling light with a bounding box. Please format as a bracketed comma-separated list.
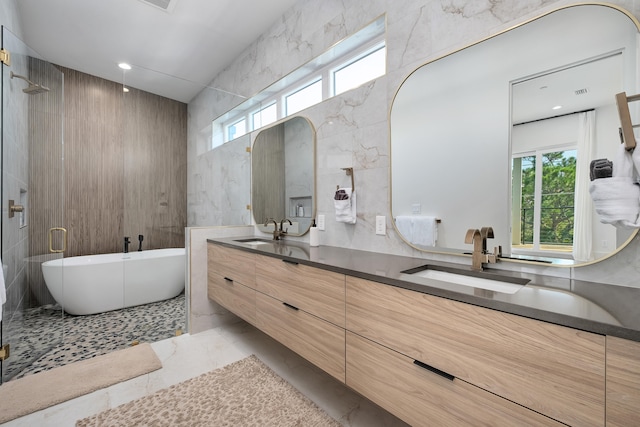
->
[118, 63, 132, 70]
[552, 105, 562, 110]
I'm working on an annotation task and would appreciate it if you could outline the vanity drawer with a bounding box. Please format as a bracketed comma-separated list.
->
[208, 272, 256, 325]
[606, 336, 640, 427]
[256, 292, 345, 383]
[346, 332, 562, 426]
[208, 243, 256, 288]
[255, 254, 345, 327]
[346, 276, 605, 427]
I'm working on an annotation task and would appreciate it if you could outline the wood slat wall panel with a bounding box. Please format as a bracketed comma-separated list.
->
[29, 66, 187, 257]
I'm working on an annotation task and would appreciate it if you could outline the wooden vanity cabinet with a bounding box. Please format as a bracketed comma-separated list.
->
[256, 292, 345, 382]
[346, 276, 606, 427]
[606, 336, 640, 426]
[207, 244, 346, 382]
[346, 332, 562, 426]
[207, 244, 257, 325]
[208, 243, 256, 288]
[254, 253, 346, 382]
[255, 254, 345, 327]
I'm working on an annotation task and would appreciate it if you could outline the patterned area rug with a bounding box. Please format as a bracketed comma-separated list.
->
[76, 355, 342, 427]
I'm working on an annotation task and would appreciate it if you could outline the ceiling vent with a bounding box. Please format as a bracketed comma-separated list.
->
[138, 0, 178, 12]
[574, 88, 589, 95]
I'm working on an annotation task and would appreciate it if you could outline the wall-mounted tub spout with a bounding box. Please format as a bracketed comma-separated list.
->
[138, 234, 144, 251]
[124, 236, 131, 253]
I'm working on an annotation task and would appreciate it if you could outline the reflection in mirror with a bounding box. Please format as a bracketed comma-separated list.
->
[391, 4, 639, 266]
[252, 116, 315, 236]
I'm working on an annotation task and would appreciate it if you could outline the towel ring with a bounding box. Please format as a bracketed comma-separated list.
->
[337, 167, 355, 191]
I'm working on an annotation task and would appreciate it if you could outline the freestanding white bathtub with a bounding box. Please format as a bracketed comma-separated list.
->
[41, 248, 185, 315]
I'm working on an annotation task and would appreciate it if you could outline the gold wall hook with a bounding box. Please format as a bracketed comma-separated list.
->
[340, 167, 355, 191]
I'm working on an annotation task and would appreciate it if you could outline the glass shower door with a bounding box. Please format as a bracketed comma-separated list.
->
[0, 27, 65, 383]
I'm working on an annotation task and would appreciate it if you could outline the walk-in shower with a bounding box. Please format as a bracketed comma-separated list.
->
[1, 26, 187, 384]
[9, 71, 49, 94]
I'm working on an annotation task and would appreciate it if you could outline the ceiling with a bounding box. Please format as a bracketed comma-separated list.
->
[15, 0, 299, 103]
[512, 54, 623, 124]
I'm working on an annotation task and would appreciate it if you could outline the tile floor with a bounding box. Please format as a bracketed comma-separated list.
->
[3, 319, 409, 427]
[4, 294, 186, 380]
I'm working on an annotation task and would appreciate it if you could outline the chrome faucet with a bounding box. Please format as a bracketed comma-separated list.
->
[464, 226, 500, 271]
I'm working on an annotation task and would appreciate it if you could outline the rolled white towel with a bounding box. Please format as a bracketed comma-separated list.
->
[335, 188, 356, 224]
[589, 177, 640, 227]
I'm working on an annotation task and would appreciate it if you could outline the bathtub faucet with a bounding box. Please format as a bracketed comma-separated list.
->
[138, 234, 144, 251]
[124, 236, 131, 253]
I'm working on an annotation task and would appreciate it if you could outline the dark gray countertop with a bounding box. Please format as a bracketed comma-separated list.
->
[208, 237, 640, 342]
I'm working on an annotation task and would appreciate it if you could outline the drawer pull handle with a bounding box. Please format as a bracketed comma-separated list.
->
[283, 302, 299, 311]
[282, 259, 299, 265]
[224, 277, 233, 283]
[413, 360, 455, 381]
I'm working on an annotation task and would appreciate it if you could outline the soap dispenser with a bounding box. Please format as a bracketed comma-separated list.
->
[310, 219, 319, 247]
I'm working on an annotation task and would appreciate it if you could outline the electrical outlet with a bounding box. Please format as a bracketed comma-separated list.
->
[376, 216, 386, 235]
[317, 214, 325, 230]
[412, 203, 421, 214]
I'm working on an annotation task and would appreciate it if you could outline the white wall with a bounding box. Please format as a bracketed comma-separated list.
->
[187, 0, 640, 287]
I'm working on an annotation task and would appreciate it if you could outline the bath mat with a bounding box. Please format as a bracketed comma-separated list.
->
[0, 343, 162, 424]
[76, 355, 342, 427]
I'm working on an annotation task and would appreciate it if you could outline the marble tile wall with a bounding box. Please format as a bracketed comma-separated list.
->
[187, 0, 640, 289]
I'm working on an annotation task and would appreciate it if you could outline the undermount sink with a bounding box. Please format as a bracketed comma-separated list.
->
[233, 238, 274, 246]
[400, 265, 530, 294]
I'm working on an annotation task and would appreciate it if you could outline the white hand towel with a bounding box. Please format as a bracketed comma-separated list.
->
[335, 187, 356, 224]
[0, 258, 6, 322]
[395, 216, 413, 238]
[395, 215, 437, 246]
[411, 216, 438, 246]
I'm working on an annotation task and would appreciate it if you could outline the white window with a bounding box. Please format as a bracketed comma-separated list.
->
[511, 148, 577, 254]
[333, 44, 386, 96]
[285, 79, 322, 116]
[253, 103, 277, 129]
[227, 118, 246, 141]
[211, 15, 386, 148]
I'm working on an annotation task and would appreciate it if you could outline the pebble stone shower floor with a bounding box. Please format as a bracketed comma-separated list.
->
[4, 293, 185, 381]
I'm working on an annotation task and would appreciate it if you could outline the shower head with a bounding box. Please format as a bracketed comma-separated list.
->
[10, 71, 50, 94]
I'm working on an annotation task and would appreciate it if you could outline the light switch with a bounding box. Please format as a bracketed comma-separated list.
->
[317, 214, 325, 230]
[376, 216, 386, 235]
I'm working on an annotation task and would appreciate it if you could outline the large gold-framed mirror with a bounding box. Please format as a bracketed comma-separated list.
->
[390, 3, 639, 266]
[252, 116, 315, 236]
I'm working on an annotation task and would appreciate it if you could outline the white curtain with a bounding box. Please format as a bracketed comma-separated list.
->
[573, 111, 595, 261]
